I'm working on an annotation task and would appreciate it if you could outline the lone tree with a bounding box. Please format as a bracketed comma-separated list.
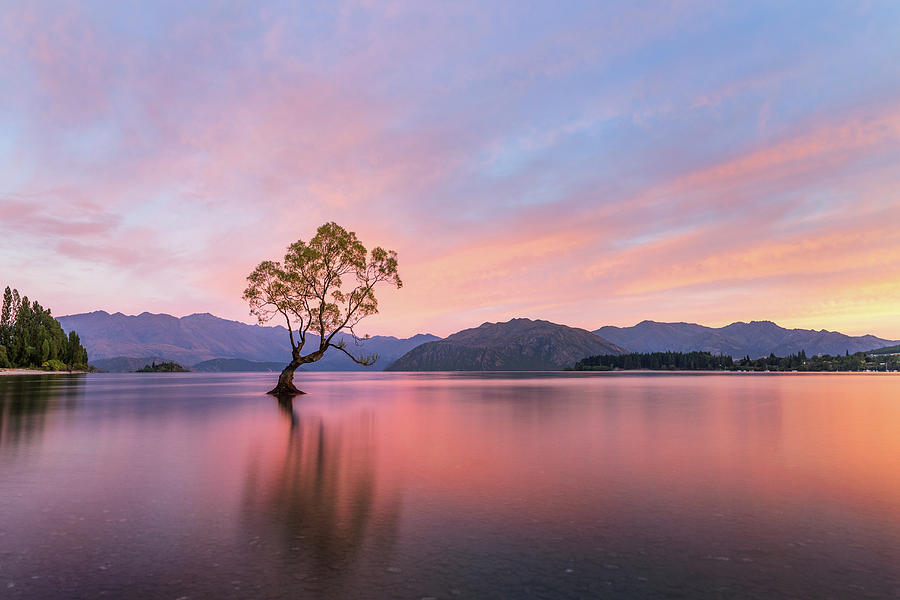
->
[243, 222, 401, 396]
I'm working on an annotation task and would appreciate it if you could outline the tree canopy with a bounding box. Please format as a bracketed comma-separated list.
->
[0, 285, 90, 371]
[243, 222, 401, 395]
[572, 349, 899, 372]
[574, 351, 734, 371]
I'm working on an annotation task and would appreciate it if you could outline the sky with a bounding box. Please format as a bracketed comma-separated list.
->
[2, 0, 900, 339]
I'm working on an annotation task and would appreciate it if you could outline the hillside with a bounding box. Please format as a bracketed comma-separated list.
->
[57, 311, 439, 370]
[91, 356, 170, 372]
[870, 344, 900, 355]
[386, 318, 625, 371]
[594, 320, 898, 358]
[136, 361, 189, 373]
[94, 356, 290, 372]
[192, 358, 287, 372]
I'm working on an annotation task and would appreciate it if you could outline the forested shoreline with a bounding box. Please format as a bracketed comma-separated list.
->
[573, 350, 900, 372]
[573, 351, 734, 371]
[0, 286, 90, 371]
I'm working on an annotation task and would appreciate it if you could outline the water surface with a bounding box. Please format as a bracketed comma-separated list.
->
[1, 372, 899, 598]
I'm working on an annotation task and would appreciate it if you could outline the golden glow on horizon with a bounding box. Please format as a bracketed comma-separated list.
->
[1, 3, 899, 339]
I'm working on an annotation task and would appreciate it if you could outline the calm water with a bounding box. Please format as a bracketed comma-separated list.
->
[1, 372, 899, 599]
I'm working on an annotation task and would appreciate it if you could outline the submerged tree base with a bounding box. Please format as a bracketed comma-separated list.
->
[242, 222, 402, 397]
[268, 362, 306, 397]
[267, 382, 306, 397]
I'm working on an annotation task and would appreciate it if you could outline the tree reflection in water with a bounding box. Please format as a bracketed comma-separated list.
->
[0, 374, 84, 452]
[242, 397, 400, 586]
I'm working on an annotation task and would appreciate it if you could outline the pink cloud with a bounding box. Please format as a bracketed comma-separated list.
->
[2, 1, 900, 340]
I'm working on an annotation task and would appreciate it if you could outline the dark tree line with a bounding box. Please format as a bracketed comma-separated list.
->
[735, 350, 899, 372]
[574, 351, 735, 371]
[0, 286, 90, 371]
[735, 351, 809, 371]
[136, 361, 189, 373]
[573, 349, 899, 372]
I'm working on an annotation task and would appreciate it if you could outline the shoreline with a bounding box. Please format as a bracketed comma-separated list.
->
[2, 369, 896, 377]
[569, 368, 899, 374]
[0, 369, 88, 376]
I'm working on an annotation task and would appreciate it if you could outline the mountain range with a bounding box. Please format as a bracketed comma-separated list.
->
[192, 358, 288, 372]
[89, 356, 290, 372]
[58, 311, 438, 370]
[594, 320, 897, 359]
[90, 356, 173, 372]
[386, 318, 625, 371]
[58, 310, 898, 371]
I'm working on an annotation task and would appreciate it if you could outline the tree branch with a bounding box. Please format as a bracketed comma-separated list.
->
[279, 308, 296, 350]
[328, 341, 377, 366]
[323, 279, 377, 348]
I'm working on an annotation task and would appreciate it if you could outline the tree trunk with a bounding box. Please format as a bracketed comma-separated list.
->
[268, 360, 306, 396]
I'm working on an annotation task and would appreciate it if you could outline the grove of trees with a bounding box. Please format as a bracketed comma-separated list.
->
[734, 351, 899, 372]
[573, 349, 899, 372]
[0, 286, 90, 371]
[574, 351, 734, 371]
[136, 361, 189, 373]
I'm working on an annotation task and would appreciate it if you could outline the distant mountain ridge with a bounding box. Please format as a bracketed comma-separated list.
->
[870, 344, 900, 355]
[386, 318, 625, 371]
[59, 310, 897, 372]
[192, 358, 287, 372]
[594, 320, 898, 359]
[93, 356, 296, 373]
[91, 356, 171, 373]
[58, 311, 439, 370]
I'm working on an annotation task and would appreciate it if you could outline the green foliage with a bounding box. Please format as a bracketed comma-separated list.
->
[0, 285, 90, 371]
[870, 344, 900, 355]
[735, 351, 898, 372]
[136, 361, 189, 373]
[573, 349, 900, 372]
[41, 359, 68, 371]
[0, 286, 12, 348]
[242, 222, 401, 370]
[574, 351, 734, 371]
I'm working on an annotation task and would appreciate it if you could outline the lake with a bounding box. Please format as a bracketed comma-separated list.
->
[1, 372, 899, 599]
